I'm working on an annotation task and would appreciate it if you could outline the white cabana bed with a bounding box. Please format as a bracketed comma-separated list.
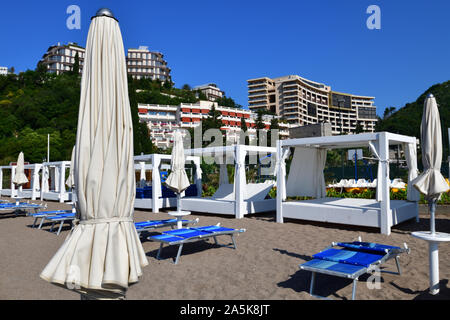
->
[181, 145, 277, 219]
[276, 132, 420, 235]
[40, 161, 72, 203]
[134, 154, 202, 212]
[0, 163, 42, 200]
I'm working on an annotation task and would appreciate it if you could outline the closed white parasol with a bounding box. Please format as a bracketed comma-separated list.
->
[40, 8, 148, 299]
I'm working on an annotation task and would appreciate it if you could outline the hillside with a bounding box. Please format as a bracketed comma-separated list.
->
[0, 68, 243, 165]
[376, 80, 450, 156]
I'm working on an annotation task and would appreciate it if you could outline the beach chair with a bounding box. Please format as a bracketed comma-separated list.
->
[0, 201, 44, 216]
[29, 209, 73, 229]
[148, 224, 246, 264]
[299, 240, 410, 300]
[43, 213, 76, 235]
[134, 218, 199, 236]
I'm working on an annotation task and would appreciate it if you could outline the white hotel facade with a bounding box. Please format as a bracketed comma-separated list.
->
[138, 101, 290, 149]
[248, 75, 378, 134]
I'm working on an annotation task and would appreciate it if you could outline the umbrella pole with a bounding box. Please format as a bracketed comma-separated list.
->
[428, 199, 439, 294]
[429, 200, 436, 235]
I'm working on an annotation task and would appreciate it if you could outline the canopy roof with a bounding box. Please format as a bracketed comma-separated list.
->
[185, 145, 277, 157]
[280, 132, 417, 150]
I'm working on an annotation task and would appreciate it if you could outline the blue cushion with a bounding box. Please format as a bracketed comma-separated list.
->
[337, 242, 400, 254]
[192, 226, 234, 233]
[30, 210, 71, 217]
[135, 218, 179, 229]
[163, 228, 208, 238]
[47, 213, 75, 220]
[151, 234, 185, 243]
[313, 248, 384, 267]
[302, 259, 366, 275]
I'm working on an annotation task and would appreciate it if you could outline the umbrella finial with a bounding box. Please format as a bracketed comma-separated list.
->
[93, 8, 117, 21]
[427, 93, 434, 99]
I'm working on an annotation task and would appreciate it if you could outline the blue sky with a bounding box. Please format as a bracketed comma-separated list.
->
[0, 1, 449, 116]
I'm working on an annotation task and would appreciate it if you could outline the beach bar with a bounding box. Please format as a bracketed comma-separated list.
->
[276, 132, 420, 235]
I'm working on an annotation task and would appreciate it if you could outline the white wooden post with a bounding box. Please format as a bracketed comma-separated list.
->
[32, 165, 40, 200]
[152, 155, 161, 213]
[234, 145, 246, 219]
[379, 132, 392, 235]
[54, 166, 60, 193]
[193, 157, 202, 197]
[59, 163, 66, 202]
[0, 168, 3, 194]
[11, 166, 16, 198]
[40, 165, 47, 201]
[276, 141, 284, 223]
[139, 161, 146, 187]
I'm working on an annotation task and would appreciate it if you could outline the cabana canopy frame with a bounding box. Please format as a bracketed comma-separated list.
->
[277, 132, 419, 235]
[182, 144, 277, 219]
[40, 161, 72, 203]
[0, 164, 42, 200]
[133, 154, 202, 213]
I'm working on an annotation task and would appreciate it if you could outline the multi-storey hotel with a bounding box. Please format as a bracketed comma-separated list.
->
[0, 66, 8, 75]
[138, 101, 290, 149]
[192, 83, 225, 101]
[248, 75, 378, 134]
[38, 43, 171, 82]
[38, 42, 85, 75]
[126, 46, 171, 82]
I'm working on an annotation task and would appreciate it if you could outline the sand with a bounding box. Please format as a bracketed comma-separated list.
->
[0, 197, 449, 300]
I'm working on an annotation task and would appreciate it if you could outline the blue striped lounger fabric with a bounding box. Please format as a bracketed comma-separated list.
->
[0, 202, 43, 215]
[134, 218, 199, 237]
[148, 225, 246, 264]
[30, 210, 74, 229]
[299, 241, 410, 300]
[44, 213, 76, 235]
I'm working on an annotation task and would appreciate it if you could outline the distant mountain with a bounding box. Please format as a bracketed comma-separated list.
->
[376, 80, 450, 156]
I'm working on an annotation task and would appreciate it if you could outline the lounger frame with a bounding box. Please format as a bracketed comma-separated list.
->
[135, 218, 199, 236]
[299, 241, 409, 300]
[149, 226, 246, 264]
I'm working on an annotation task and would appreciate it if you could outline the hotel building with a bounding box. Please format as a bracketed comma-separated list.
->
[0, 66, 8, 75]
[38, 42, 85, 75]
[138, 101, 290, 149]
[126, 46, 171, 82]
[247, 75, 377, 134]
[192, 83, 225, 101]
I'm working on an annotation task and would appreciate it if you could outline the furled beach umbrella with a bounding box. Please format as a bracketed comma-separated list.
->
[40, 8, 148, 299]
[411, 94, 450, 295]
[13, 151, 28, 201]
[13, 152, 28, 186]
[165, 130, 190, 210]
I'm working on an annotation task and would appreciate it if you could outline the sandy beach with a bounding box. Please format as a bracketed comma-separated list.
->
[0, 197, 449, 300]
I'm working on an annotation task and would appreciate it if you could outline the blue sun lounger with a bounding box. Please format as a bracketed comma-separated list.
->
[0, 202, 44, 215]
[299, 241, 410, 300]
[134, 218, 199, 237]
[148, 224, 246, 264]
[43, 212, 76, 235]
[29, 210, 74, 229]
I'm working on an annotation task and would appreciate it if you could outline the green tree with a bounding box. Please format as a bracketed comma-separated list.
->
[267, 117, 279, 146]
[72, 52, 80, 75]
[355, 122, 364, 134]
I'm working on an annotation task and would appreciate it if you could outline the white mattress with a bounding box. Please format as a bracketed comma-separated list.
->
[282, 197, 417, 228]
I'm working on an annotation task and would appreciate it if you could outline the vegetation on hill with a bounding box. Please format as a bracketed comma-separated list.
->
[376, 80, 450, 158]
